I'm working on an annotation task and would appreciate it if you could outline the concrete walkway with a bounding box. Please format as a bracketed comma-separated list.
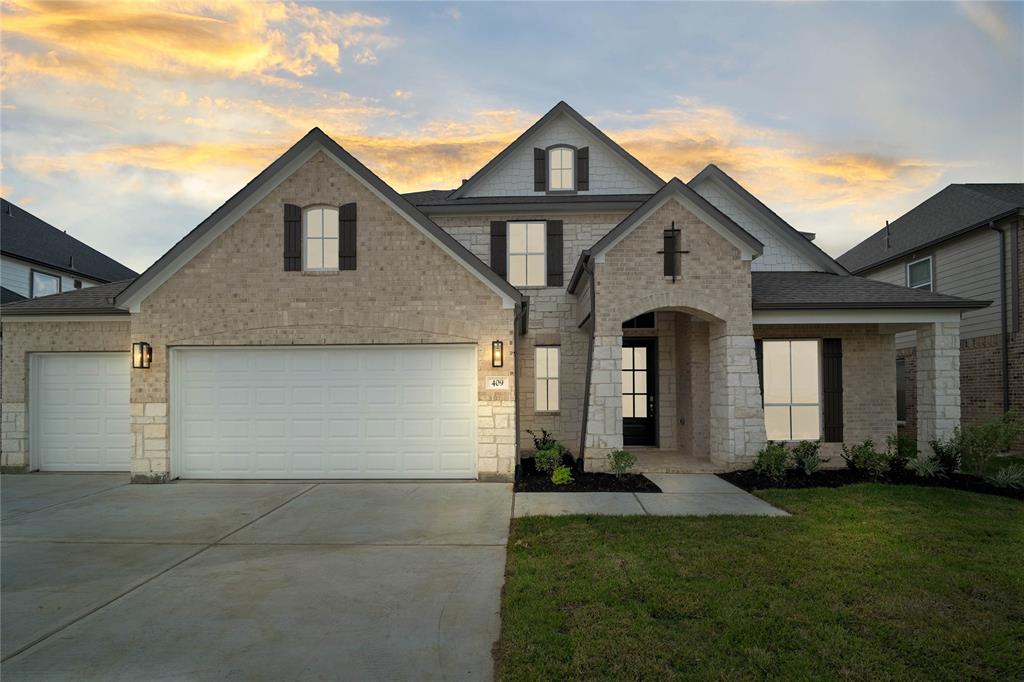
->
[1, 474, 512, 681]
[513, 474, 788, 518]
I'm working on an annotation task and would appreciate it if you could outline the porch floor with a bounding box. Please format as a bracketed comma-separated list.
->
[631, 448, 720, 474]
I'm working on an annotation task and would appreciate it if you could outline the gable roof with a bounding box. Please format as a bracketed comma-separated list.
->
[0, 198, 138, 283]
[448, 101, 664, 200]
[751, 271, 988, 310]
[837, 183, 1024, 274]
[116, 128, 525, 311]
[1, 279, 133, 315]
[689, 164, 848, 275]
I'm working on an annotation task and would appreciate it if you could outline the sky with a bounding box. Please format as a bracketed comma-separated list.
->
[1, 0, 1022, 274]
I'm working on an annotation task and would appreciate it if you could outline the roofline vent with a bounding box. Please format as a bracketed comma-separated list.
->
[885, 220, 890, 249]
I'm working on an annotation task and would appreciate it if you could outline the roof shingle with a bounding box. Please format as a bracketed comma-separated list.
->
[751, 271, 989, 310]
[0, 279, 133, 315]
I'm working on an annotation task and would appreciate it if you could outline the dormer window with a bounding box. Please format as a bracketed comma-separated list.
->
[547, 146, 575, 191]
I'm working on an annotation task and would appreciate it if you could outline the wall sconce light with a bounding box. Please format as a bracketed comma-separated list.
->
[491, 340, 504, 368]
[132, 341, 153, 369]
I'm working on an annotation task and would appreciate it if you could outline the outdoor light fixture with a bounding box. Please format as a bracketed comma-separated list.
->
[132, 341, 153, 369]
[491, 340, 504, 368]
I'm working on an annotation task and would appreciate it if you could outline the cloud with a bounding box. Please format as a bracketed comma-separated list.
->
[957, 1, 1013, 47]
[445, 7, 463, 22]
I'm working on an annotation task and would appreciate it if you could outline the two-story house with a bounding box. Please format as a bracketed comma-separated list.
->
[0, 102, 986, 481]
[1, 198, 138, 303]
[839, 184, 1023, 449]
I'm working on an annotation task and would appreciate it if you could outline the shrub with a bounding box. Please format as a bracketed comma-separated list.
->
[907, 456, 941, 478]
[606, 449, 636, 478]
[790, 440, 826, 476]
[551, 466, 574, 486]
[886, 434, 918, 472]
[985, 463, 1024, 489]
[526, 429, 557, 452]
[928, 432, 963, 475]
[959, 412, 1023, 475]
[841, 440, 889, 478]
[534, 445, 564, 474]
[754, 442, 791, 481]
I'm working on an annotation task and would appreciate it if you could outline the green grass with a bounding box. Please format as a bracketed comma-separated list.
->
[497, 485, 1023, 681]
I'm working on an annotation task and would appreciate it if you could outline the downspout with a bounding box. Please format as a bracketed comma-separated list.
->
[577, 257, 596, 465]
[991, 221, 1010, 412]
[513, 298, 529, 480]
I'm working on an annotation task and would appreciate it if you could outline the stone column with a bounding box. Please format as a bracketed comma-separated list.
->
[708, 325, 766, 468]
[584, 334, 623, 470]
[917, 320, 961, 450]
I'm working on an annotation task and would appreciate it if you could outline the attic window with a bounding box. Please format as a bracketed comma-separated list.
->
[548, 147, 574, 191]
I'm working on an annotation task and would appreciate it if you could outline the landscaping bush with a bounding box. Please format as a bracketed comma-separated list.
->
[606, 449, 636, 478]
[550, 466, 574, 486]
[841, 440, 890, 478]
[959, 411, 1022, 475]
[526, 429, 557, 452]
[534, 445, 564, 475]
[754, 442, 791, 481]
[907, 456, 942, 478]
[928, 431, 963, 475]
[986, 463, 1024, 489]
[886, 434, 918, 472]
[790, 440, 826, 476]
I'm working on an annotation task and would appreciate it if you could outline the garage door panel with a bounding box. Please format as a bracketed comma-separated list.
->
[33, 353, 131, 472]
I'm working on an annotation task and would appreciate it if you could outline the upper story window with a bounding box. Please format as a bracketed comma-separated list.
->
[508, 221, 546, 287]
[762, 339, 821, 441]
[31, 270, 61, 298]
[907, 257, 932, 291]
[304, 206, 339, 271]
[547, 146, 574, 191]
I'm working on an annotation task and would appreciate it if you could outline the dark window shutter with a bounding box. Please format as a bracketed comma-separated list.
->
[755, 340, 764, 404]
[283, 203, 302, 271]
[663, 229, 678, 277]
[823, 338, 844, 443]
[576, 147, 589, 191]
[546, 220, 563, 286]
[533, 148, 546, 191]
[339, 202, 357, 270]
[490, 221, 507, 278]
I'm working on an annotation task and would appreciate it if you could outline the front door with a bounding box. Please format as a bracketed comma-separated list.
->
[622, 338, 657, 446]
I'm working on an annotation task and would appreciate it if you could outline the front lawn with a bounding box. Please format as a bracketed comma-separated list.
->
[497, 485, 1023, 681]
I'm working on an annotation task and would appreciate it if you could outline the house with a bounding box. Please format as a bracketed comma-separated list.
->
[0, 198, 138, 303]
[838, 185, 1022, 449]
[0, 102, 987, 482]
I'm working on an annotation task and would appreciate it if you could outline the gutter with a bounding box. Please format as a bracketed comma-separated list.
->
[577, 256, 596, 464]
[751, 300, 991, 311]
[417, 199, 646, 216]
[0, 251, 133, 284]
[0, 308, 129, 317]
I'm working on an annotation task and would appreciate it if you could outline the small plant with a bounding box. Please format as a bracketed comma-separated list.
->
[790, 440, 827, 476]
[551, 465, 574, 486]
[928, 432, 963, 475]
[841, 440, 890, 478]
[907, 456, 941, 478]
[886, 434, 918, 472]
[526, 429, 557, 452]
[985, 463, 1024, 489]
[754, 441, 791, 481]
[534, 444, 564, 474]
[606, 449, 636, 478]
[959, 411, 1023, 475]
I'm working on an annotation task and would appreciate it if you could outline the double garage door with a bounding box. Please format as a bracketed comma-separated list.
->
[173, 346, 478, 479]
[29, 346, 478, 479]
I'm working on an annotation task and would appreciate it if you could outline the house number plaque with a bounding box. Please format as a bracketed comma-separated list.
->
[486, 376, 509, 390]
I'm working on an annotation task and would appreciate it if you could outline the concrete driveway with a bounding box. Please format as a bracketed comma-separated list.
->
[1, 473, 512, 681]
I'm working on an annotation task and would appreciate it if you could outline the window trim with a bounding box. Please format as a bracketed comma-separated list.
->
[762, 338, 823, 442]
[545, 144, 576, 194]
[535, 345, 560, 413]
[302, 204, 340, 272]
[507, 220, 547, 288]
[906, 256, 932, 291]
[29, 269, 61, 298]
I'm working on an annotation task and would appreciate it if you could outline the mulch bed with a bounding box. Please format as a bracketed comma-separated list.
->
[514, 457, 661, 493]
[720, 467, 1024, 501]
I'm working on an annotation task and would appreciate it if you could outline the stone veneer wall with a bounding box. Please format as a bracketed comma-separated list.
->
[1, 320, 131, 471]
[916, 321, 962, 451]
[131, 150, 517, 482]
[754, 324, 897, 464]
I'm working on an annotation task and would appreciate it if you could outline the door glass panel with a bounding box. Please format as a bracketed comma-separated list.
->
[622, 372, 633, 394]
[633, 347, 646, 370]
[622, 393, 633, 418]
[622, 347, 632, 370]
[633, 370, 647, 394]
[634, 395, 647, 418]
[764, 405, 790, 441]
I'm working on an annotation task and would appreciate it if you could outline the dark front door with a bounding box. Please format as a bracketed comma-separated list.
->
[622, 337, 657, 446]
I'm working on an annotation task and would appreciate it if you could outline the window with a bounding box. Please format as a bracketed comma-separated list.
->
[508, 221, 546, 287]
[762, 339, 821, 441]
[535, 346, 559, 412]
[547, 147, 574, 191]
[30, 270, 60, 298]
[303, 206, 339, 271]
[907, 257, 932, 291]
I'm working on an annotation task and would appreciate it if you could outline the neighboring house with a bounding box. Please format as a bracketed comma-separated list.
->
[0, 102, 986, 482]
[0, 198, 138, 302]
[838, 185, 1023, 449]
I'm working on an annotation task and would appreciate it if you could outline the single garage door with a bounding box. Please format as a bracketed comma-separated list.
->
[173, 345, 478, 479]
[31, 353, 131, 471]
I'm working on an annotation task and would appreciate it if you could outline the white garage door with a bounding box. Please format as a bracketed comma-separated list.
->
[173, 346, 478, 479]
[31, 353, 131, 471]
